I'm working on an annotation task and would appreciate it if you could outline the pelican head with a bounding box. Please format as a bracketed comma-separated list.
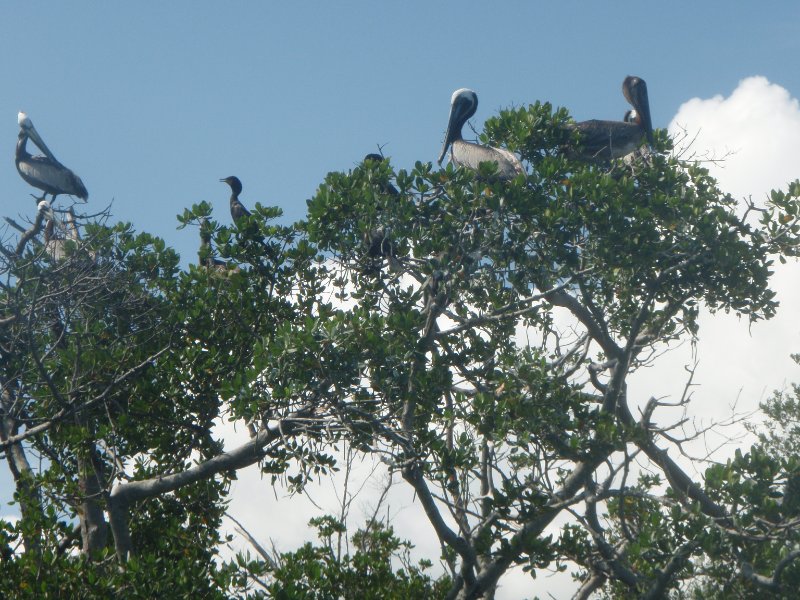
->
[37, 199, 58, 223]
[18, 111, 57, 160]
[622, 76, 653, 146]
[220, 176, 243, 196]
[438, 88, 479, 165]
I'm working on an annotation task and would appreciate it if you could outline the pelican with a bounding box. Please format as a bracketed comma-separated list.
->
[438, 89, 524, 180]
[44, 217, 70, 261]
[16, 112, 88, 204]
[39, 202, 78, 260]
[220, 176, 251, 222]
[570, 76, 653, 160]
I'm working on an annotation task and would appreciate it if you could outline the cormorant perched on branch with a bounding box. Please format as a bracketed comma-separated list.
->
[220, 176, 251, 222]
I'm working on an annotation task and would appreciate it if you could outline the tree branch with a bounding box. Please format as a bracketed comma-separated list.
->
[741, 549, 800, 592]
[108, 405, 314, 561]
[642, 540, 696, 599]
[584, 494, 640, 590]
[546, 290, 622, 359]
[402, 463, 477, 574]
[0, 346, 171, 452]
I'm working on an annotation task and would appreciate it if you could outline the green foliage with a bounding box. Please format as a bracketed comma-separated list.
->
[0, 516, 238, 600]
[301, 100, 800, 596]
[2, 98, 800, 598]
[0, 201, 331, 596]
[256, 517, 450, 600]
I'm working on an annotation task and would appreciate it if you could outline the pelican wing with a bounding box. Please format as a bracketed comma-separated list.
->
[571, 120, 643, 160]
[451, 140, 524, 181]
[17, 156, 88, 200]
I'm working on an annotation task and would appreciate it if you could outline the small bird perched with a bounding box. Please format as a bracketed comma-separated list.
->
[198, 216, 235, 273]
[438, 88, 524, 180]
[16, 112, 88, 204]
[361, 154, 401, 275]
[220, 176, 251, 222]
[363, 153, 400, 197]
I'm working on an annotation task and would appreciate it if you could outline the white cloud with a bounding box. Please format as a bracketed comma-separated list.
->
[636, 77, 800, 431]
[217, 417, 445, 576]
[669, 76, 800, 200]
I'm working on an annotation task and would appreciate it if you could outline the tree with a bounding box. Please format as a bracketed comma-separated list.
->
[0, 202, 328, 597]
[1, 100, 800, 599]
[302, 106, 800, 598]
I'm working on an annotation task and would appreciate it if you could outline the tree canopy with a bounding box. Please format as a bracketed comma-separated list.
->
[2, 100, 800, 599]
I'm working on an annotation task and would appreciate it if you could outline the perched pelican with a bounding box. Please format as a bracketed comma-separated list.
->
[44, 217, 69, 261]
[570, 76, 653, 160]
[220, 176, 251, 222]
[16, 112, 88, 203]
[438, 89, 524, 180]
[40, 202, 78, 260]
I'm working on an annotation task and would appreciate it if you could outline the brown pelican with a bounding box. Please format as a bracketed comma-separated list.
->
[16, 112, 88, 203]
[40, 202, 79, 260]
[570, 76, 653, 160]
[438, 89, 524, 180]
[220, 176, 251, 222]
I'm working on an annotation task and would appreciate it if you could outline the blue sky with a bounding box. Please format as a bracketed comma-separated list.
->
[3, 4, 800, 596]
[2, 3, 799, 248]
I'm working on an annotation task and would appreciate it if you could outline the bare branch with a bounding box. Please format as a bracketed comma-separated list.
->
[226, 512, 278, 569]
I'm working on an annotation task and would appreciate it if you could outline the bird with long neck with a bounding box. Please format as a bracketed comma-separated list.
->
[438, 88, 524, 180]
[570, 75, 654, 160]
[220, 176, 251, 223]
[16, 112, 88, 204]
[39, 202, 67, 260]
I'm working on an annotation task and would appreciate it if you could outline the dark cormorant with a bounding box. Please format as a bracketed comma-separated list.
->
[220, 176, 251, 223]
